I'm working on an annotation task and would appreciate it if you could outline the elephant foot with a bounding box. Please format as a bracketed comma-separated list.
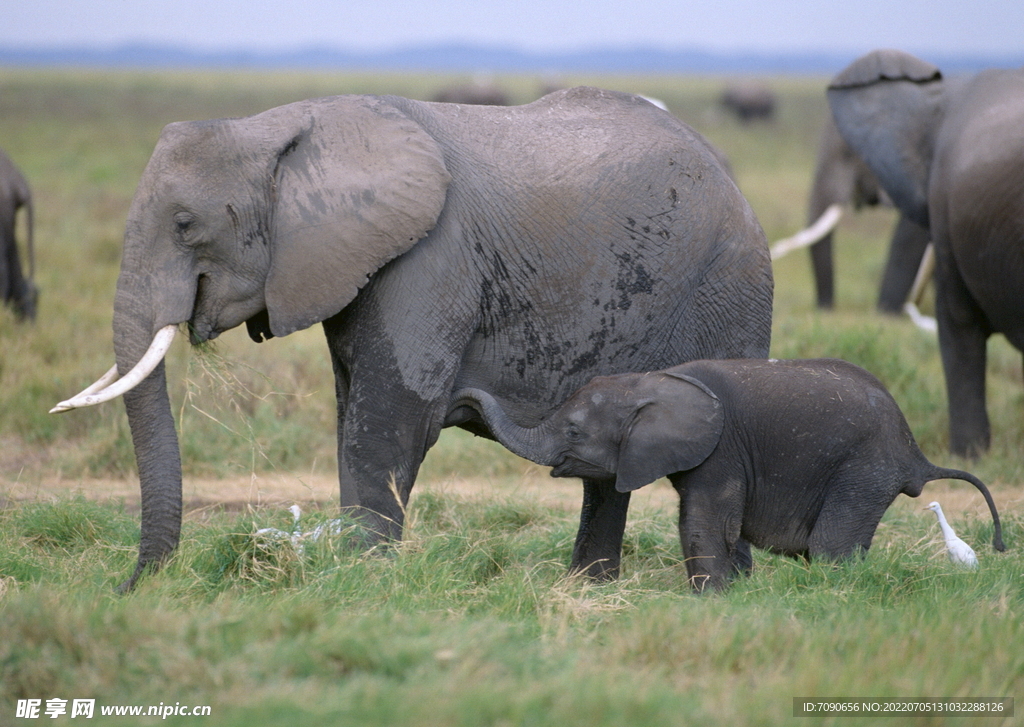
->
[950, 427, 990, 460]
[568, 557, 620, 581]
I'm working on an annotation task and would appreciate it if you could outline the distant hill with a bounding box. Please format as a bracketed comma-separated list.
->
[1, 43, 1020, 75]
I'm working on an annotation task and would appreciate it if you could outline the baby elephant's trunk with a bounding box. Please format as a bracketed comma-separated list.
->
[925, 467, 1005, 552]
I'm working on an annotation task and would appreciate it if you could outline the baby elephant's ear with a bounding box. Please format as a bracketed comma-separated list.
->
[615, 372, 724, 493]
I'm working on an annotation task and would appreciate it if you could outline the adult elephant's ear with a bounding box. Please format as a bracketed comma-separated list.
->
[827, 49, 943, 228]
[615, 373, 723, 493]
[265, 96, 451, 337]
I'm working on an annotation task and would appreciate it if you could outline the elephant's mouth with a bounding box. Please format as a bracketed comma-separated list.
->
[188, 274, 269, 345]
[187, 274, 219, 344]
[551, 459, 572, 478]
[188, 319, 220, 344]
[551, 455, 614, 481]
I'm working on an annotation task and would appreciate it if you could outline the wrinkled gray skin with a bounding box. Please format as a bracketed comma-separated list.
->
[454, 358, 1005, 591]
[807, 117, 930, 312]
[828, 50, 1024, 456]
[0, 149, 37, 321]
[110, 87, 773, 591]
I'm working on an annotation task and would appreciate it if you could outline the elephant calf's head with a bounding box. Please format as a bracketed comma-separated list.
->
[547, 371, 726, 492]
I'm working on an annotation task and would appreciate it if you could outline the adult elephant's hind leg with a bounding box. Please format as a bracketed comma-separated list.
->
[570, 479, 631, 580]
[934, 237, 993, 457]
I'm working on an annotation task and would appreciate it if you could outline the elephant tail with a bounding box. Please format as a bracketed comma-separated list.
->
[923, 466, 1005, 552]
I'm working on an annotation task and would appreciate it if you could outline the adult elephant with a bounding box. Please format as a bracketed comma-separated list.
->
[53, 87, 774, 591]
[802, 116, 931, 312]
[719, 82, 776, 123]
[0, 148, 37, 321]
[828, 49, 1024, 456]
[432, 81, 510, 106]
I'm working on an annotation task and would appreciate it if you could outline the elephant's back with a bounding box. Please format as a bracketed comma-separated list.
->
[398, 88, 737, 195]
[676, 358, 905, 443]
[388, 90, 772, 424]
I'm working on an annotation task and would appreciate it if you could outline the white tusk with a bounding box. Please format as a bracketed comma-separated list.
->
[769, 204, 844, 261]
[904, 243, 937, 333]
[907, 242, 935, 307]
[904, 301, 938, 333]
[50, 325, 178, 413]
[66, 364, 120, 400]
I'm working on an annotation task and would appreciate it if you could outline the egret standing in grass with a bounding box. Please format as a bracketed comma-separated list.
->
[255, 504, 346, 554]
[255, 505, 304, 549]
[925, 501, 979, 569]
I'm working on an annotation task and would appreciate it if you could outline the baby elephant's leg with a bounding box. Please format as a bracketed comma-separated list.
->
[732, 538, 753, 577]
[569, 478, 631, 580]
[675, 475, 744, 591]
[807, 478, 888, 560]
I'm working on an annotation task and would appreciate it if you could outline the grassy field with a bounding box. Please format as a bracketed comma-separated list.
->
[0, 68, 1022, 725]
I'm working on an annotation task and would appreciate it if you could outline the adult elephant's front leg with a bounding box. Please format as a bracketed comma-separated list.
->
[809, 235, 835, 309]
[335, 385, 443, 544]
[569, 479, 631, 580]
[877, 215, 931, 314]
[325, 319, 448, 544]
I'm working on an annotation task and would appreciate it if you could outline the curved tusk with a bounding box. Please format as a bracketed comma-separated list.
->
[903, 301, 937, 333]
[50, 325, 178, 413]
[769, 203, 844, 261]
[66, 364, 120, 400]
[904, 242, 937, 333]
[906, 242, 935, 307]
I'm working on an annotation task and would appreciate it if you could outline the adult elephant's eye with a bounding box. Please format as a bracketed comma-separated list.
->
[173, 212, 195, 241]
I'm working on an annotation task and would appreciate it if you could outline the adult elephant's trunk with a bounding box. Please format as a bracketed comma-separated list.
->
[451, 388, 560, 466]
[111, 284, 185, 592]
[52, 238, 194, 591]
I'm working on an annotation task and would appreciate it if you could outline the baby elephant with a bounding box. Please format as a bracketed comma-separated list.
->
[454, 358, 1005, 591]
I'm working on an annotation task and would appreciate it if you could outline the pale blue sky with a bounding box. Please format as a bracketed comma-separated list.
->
[5, 0, 1022, 58]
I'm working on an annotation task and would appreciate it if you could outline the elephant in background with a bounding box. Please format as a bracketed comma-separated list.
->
[828, 49, 1024, 456]
[432, 79, 510, 105]
[719, 83, 776, 122]
[0, 149, 37, 321]
[53, 87, 774, 591]
[804, 116, 931, 312]
[453, 358, 1004, 591]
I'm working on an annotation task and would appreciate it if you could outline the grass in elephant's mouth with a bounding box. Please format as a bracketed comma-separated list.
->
[0, 491, 1021, 725]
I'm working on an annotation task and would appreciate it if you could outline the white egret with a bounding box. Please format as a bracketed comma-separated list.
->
[924, 501, 978, 569]
[255, 505, 303, 549]
[254, 504, 344, 554]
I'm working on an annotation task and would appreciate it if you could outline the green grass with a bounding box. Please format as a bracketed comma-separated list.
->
[1, 69, 1022, 725]
[1, 495, 1021, 725]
